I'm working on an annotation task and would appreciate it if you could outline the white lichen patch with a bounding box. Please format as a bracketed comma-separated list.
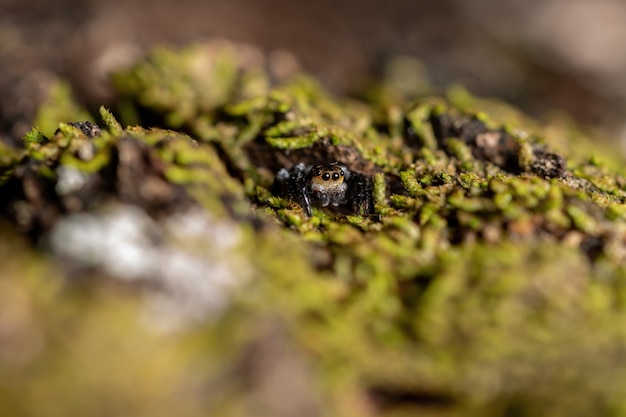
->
[47, 204, 250, 331]
[55, 166, 91, 195]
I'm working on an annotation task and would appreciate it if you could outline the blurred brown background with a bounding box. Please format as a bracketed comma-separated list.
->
[2, 0, 626, 146]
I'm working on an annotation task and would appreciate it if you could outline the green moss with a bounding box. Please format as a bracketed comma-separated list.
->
[112, 42, 245, 128]
[5, 41, 626, 417]
[99, 106, 124, 135]
[32, 79, 92, 137]
[22, 127, 47, 144]
[566, 204, 598, 233]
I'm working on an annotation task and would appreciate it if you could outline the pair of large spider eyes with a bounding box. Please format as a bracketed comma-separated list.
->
[321, 171, 343, 181]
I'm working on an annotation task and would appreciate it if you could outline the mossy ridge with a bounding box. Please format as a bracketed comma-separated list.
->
[1, 107, 252, 239]
[107, 43, 626, 416]
[3, 41, 626, 416]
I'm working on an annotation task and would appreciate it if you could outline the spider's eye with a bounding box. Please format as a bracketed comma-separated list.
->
[322, 173, 331, 181]
[314, 169, 322, 177]
[332, 173, 340, 181]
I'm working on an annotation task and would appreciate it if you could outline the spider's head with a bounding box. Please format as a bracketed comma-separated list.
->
[310, 163, 346, 191]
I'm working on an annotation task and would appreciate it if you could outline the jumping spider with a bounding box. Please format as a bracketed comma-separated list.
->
[275, 162, 373, 217]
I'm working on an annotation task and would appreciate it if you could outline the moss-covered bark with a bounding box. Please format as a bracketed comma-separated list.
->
[2, 40, 626, 417]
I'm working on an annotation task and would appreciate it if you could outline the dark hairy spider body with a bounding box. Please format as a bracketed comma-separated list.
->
[275, 162, 372, 217]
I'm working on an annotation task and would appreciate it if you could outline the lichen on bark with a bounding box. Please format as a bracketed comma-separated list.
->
[2, 40, 626, 417]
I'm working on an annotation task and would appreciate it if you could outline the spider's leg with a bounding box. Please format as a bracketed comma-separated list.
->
[348, 174, 373, 215]
[300, 187, 312, 217]
[292, 164, 313, 217]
